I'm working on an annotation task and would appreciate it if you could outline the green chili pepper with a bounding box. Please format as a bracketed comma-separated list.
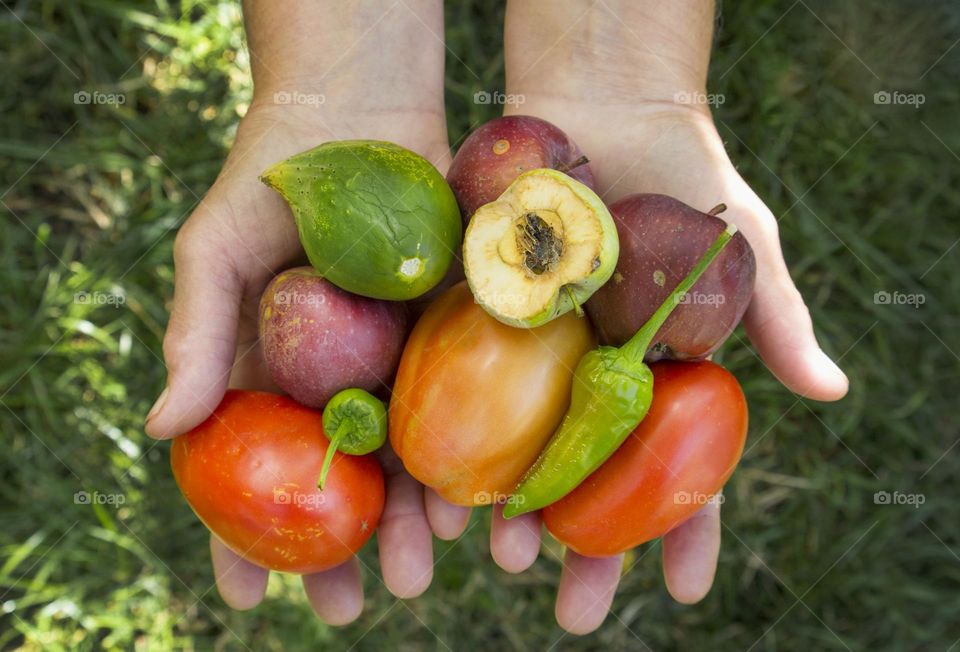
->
[317, 388, 387, 490]
[502, 223, 737, 519]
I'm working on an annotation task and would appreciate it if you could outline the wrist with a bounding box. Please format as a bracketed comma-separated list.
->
[242, 0, 446, 125]
[505, 0, 714, 112]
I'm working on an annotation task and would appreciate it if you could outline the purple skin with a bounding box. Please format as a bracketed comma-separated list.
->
[259, 267, 408, 409]
[585, 194, 757, 360]
[446, 115, 596, 226]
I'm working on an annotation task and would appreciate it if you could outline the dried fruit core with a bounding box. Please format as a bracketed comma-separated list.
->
[517, 212, 563, 275]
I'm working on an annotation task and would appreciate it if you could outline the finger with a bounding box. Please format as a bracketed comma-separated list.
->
[424, 488, 471, 540]
[555, 551, 622, 635]
[662, 497, 721, 604]
[743, 227, 849, 401]
[210, 535, 269, 610]
[490, 504, 541, 573]
[145, 218, 244, 439]
[378, 470, 434, 598]
[302, 559, 364, 626]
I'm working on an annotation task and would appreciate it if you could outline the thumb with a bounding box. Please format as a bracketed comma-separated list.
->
[742, 219, 849, 401]
[145, 219, 243, 439]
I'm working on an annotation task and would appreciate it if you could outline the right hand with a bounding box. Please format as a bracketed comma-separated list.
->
[146, 97, 460, 624]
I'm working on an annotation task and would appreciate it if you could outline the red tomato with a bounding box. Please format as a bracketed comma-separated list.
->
[543, 361, 747, 557]
[171, 390, 385, 573]
[390, 282, 595, 506]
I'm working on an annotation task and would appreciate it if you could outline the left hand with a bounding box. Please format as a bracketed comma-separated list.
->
[486, 96, 849, 633]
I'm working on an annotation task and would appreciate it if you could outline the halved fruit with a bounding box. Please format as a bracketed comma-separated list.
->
[462, 169, 619, 328]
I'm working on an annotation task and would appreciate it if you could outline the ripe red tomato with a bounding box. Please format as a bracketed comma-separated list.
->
[390, 282, 595, 506]
[543, 361, 747, 557]
[171, 390, 385, 573]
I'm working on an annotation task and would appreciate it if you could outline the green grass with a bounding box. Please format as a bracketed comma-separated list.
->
[2, 0, 959, 649]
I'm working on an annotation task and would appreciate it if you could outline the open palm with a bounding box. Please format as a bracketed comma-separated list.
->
[145, 101, 462, 624]
[492, 97, 848, 632]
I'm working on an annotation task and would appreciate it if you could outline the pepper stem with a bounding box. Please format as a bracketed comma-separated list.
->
[318, 420, 351, 490]
[619, 223, 737, 364]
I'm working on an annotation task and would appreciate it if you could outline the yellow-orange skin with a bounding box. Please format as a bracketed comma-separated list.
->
[389, 282, 595, 505]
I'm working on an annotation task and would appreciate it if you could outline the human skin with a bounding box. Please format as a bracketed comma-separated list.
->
[494, 0, 849, 635]
[145, 0, 472, 626]
[146, 0, 849, 635]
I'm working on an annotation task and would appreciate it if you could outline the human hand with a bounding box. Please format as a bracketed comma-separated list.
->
[144, 96, 464, 623]
[143, 0, 468, 625]
[483, 99, 848, 634]
[496, 0, 849, 633]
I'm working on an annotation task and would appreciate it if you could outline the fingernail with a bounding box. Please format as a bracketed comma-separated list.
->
[147, 386, 169, 423]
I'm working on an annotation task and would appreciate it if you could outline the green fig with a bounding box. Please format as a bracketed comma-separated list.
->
[261, 140, 462, 301]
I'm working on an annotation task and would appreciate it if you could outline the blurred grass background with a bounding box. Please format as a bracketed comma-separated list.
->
[1, 0, 958, 649]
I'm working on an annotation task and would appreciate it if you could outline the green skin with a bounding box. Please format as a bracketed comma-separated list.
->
[318, 388, 387, 490]
[502, 224, 737, 519]
[261, 140, 462, 301]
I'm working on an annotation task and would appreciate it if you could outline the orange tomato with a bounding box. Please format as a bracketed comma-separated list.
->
[389, 282, 594, 505]
[543, 361, 747, 557]
[171, 390, 384, 573]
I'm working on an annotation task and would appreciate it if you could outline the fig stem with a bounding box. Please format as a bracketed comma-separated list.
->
[556, 155, 590, 174]
[318, 420, 351, 490]
[707, 203, 727, 216]
[619, 223, 737, 364]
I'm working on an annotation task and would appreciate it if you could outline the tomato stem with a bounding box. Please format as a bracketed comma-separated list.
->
[318, 420, 351, 490]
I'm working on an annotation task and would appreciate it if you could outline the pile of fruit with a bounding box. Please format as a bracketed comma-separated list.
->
[172, 116, 757, 573]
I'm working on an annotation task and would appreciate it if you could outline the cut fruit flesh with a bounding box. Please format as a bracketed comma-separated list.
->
[463, 169, 617, 327]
